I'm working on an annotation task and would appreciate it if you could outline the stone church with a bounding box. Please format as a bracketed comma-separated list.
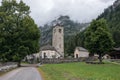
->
[39, 24, 64, 59]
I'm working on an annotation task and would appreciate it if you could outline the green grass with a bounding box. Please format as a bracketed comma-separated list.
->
[21, 61, 29, 64]
[38, 62, 120, 80]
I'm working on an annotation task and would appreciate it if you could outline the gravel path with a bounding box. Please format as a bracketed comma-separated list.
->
[0, 67, 42, 80]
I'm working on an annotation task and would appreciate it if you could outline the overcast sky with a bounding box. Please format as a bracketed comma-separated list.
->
[0, 0, 115, 26]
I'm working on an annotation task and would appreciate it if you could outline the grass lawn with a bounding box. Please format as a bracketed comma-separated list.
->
[38, 62, 120, 80]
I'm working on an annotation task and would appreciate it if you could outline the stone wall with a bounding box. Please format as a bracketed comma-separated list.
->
[40, 58, 88, 64]
[0, 62, 17, 72]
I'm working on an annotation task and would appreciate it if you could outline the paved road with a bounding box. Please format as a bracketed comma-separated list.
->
[0, 67, 42, 80]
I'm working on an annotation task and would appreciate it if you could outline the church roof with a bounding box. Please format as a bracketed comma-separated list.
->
[40, 45, 56, 51]
[113, 47, 120, 51]
[76, 47, 88, 52]
[55, 23, 61, 26]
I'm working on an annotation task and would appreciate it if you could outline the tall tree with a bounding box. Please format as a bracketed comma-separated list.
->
[97, 0, 120, 47]
[0, 0, 40, 66]
[84, 19, 114, 63]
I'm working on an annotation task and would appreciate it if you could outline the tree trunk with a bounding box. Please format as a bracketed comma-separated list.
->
[17, 61, 21, 67]
[99, 53, 102, 63]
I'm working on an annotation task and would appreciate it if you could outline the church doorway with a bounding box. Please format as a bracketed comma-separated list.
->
[76, 54, 78, 58]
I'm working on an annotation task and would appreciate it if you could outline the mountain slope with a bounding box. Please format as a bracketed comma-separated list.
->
[98, 0, 120, 47]
[40, 15, 89, 46]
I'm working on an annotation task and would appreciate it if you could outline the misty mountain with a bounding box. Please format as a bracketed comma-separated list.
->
[40, 15, 89, 46]
[98, 0, 120, 47]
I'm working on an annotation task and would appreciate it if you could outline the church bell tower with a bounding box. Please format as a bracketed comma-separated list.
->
[52, 24, 64, 58]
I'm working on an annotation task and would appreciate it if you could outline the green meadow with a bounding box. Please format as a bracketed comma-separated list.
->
[39, 62, 120, 80]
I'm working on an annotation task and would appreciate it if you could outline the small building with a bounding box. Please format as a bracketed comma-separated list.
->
[40, 45, 61, 59]
[93, 54, 110, 59]
[109, 47, 120, 59]
[74, 47, 89, 58]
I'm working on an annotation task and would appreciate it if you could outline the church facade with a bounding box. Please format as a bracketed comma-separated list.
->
[40, 24, 64, 59]
[40, 45, 61, 59]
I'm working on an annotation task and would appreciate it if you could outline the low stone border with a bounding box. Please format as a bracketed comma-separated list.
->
[0, 65, 17, 72]
[86, 61, 104, 64]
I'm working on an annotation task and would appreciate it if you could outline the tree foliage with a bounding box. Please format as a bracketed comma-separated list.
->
[84, 19, 114, 62]
[65, 30, 86, 57]
[0, 0, 40, 65]
[98, 0, 120, 47]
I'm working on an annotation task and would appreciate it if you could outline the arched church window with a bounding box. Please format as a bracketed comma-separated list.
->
[59, 29, 61, 33]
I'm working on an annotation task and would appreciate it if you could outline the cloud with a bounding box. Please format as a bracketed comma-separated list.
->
[0, 0, 115, 26]
[100, 0, 115, 3]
